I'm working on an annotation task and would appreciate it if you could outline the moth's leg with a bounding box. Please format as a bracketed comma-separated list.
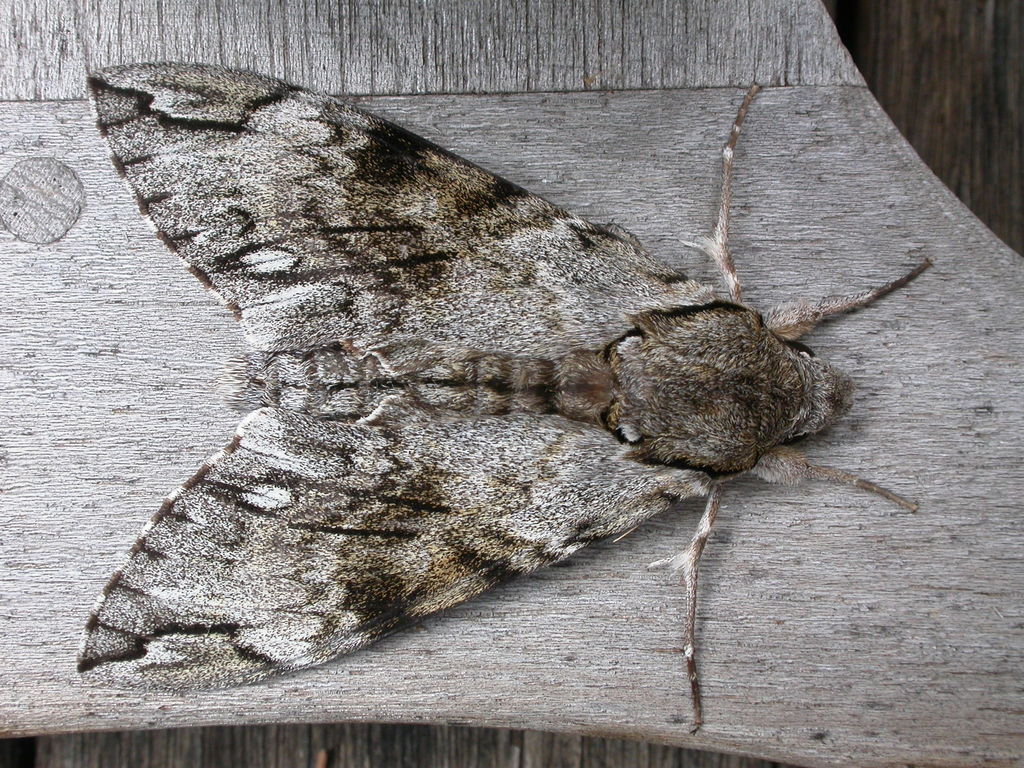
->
[752, 446, 917, 511]
[681, 486, 722, 732]
[765, 258, 932, 340]
[649, 485, 724, 733]
[681, 86, 761, 304]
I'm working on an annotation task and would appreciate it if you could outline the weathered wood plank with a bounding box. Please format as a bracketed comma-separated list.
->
[1, 84, 1022, 767]
[0, 0, 861, 101]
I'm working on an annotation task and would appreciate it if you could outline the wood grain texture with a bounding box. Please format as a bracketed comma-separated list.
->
[0, 0, 861, 101]
[839, 0, 1024, 255]
[1, 84, 1022, 767]
[33, 725, 792, 768]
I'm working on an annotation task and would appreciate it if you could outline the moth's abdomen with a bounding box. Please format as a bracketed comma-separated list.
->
[222, 344, 560, 419]
[405, 352, 559, 416]
[219, 346, 381, 417]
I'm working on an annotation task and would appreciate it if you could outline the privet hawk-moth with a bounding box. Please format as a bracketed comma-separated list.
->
[78, 64, 926, 730]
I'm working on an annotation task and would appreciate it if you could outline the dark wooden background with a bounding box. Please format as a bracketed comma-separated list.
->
[1, 1, 1019, 767]
[831, 0, 1022, 256]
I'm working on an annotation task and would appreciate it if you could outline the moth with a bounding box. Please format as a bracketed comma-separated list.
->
[78, 63, 928, 731]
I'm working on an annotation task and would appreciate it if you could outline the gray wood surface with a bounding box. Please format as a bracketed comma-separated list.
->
[0, 0, 861, 101]
[1, 1, 1022, 768]
[2, 84, 1022, 768]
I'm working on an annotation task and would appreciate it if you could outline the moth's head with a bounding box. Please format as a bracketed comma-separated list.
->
[603, 302, 853, 475]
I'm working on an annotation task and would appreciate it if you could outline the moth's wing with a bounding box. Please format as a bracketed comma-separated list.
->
[89, 63, 707, 355]
[79, 406, 704, 689]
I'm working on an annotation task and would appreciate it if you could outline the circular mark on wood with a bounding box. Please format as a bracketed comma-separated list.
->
[0, 157, 85, 244]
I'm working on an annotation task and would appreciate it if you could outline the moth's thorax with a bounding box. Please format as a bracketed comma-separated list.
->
[600, 302, 854, 474]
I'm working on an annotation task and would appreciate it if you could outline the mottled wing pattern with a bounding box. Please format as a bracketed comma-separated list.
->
[82, 63, 714, 690]
[90, 63, 700, 355]
[79, 405, 705, 689]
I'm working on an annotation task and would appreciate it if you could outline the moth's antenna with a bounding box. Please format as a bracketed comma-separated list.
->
[681, 85, 761, 304]
[753, 447, 918, 511]
[765, 258, 933, 340]
[797, 462, 918, 511]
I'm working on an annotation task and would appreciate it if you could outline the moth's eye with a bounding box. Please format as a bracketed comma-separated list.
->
[784, 339, 816, 357]
[602, 327, 645, 363]
[614, 423, 643, 444]
[782, 432, 809, 446]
